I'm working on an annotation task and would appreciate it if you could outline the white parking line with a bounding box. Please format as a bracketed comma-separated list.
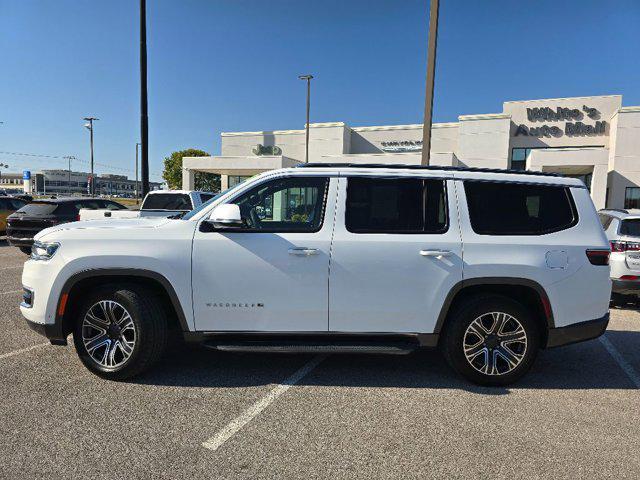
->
[599, 335, 640, 388]
[0, 265, 22, 270]
[202, 354, 327, 452]
[0, 342, 49, 360]
[0, 290, 22, 295]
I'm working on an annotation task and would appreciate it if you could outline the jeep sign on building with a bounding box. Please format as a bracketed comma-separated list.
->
[182, 94, 640, 209]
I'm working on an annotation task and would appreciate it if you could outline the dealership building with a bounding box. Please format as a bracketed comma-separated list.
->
[182, 94, 640, 210]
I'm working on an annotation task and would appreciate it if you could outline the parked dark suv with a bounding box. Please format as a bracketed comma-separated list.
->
[7, 198, 127, 254]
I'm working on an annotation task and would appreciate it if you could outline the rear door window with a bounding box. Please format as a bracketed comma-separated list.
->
[346, 177, 448, 234]
[464, 181, 578, 235]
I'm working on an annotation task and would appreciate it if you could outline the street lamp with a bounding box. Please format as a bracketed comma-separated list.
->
[420, 0, 440, 166]
[0, 163, 8, 188]
[83, 117, 99, 195]
[298, 74, 313, 163]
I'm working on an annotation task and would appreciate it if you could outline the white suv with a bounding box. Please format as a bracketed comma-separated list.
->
[598, 208, 640, 298]
[20, 165, 611, 385]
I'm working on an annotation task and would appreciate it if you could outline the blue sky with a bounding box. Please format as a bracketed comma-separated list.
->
[1, 0, 639, 180]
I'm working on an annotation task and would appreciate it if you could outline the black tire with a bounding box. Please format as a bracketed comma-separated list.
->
[19, 246, 31, 255]
[73, 285, 168, 380]
[441, 295, 540, 386]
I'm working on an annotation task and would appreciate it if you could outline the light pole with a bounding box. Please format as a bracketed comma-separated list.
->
[135, 142, 141, 203]
[83, 117, 99, 194]
[420, 0, 440, 166]
[298, 74, 313, 163]
[0, 163, 8, 187]
[140, 0, 150, 197]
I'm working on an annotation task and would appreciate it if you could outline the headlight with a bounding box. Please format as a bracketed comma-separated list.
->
[31, 241, 60, 261]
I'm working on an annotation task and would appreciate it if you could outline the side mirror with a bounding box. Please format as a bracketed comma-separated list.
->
[208, 204, 243, 229]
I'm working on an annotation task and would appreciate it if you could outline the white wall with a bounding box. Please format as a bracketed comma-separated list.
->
[456, 114, 511, 169]
[607, 107, 640, 208]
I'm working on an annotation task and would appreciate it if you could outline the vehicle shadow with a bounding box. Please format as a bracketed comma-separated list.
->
[131, 330, 640, 394]
[610, 298, 640, 312]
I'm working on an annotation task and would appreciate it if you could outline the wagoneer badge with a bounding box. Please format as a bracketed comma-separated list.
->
[206, 302, 264, 308]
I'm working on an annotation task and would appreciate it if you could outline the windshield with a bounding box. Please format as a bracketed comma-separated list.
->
[620, 219, 640, 237]
[182, 189, 230, 220]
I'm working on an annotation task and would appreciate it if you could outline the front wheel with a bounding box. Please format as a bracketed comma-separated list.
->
[73, 285, 168, 380]
[441, 295, 540, 386]
[19, 246, 31, 255]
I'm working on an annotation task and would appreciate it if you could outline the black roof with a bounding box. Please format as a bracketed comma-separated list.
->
[295, 163, 561, 177]
[28, 197, 104, 204]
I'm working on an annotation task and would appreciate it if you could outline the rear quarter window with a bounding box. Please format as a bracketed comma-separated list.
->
[464, 181, 578, 235]
[598, 213, 613, 230]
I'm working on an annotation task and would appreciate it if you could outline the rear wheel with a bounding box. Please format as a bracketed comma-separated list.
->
[73, 285, 168, 380]
[442, 295, 540, 386]
[19, 246, 31, 255]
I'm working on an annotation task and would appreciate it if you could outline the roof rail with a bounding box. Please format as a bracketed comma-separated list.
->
[601, 208, 628, 214]
[295, 163, 561, 177]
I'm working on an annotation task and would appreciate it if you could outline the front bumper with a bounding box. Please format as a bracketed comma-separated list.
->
[546, 313, 609, 348]
[24, 318, 67, 345]
[611, 279, 640, 295]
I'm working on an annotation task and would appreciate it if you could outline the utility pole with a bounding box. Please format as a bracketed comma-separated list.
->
[63, 156, 76, 195]
[420, 0, 440, 166]
[298, 74, 313, 163]
[83, 117, 99, 194]
[135, 142, 141, 203]
[140, 0, 150, 197]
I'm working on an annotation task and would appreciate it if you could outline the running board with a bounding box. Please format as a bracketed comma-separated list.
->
[202, 340, 418, 355]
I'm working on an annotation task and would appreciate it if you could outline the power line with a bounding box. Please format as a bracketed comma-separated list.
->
[0, 150, 164, 180]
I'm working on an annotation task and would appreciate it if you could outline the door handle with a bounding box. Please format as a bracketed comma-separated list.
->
[420, 249, 452, 258]
[288, 248, 319, 256]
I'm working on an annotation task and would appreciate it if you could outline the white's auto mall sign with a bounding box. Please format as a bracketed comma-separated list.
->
[515, 105, 606, 138]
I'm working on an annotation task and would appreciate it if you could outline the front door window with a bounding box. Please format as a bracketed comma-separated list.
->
[233, 176, 329, 232]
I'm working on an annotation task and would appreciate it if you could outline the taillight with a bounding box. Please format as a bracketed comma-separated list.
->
[610, 240, 640, 252]
[620, 275, 639, 281]
[586, 249, 610, 266]
[76, 214, 80, 221]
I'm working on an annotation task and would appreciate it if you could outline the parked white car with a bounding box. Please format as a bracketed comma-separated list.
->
[79, 190, 217, 220]
[598, 208, 640, 298]
[20, 165, 611, 385]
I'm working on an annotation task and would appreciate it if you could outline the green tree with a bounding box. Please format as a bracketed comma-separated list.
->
[162, 149, 221, 192]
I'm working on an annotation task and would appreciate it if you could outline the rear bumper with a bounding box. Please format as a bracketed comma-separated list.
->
[546, 313, 609, 348]
[612, 279, 640, 295]
[6, 235, 34, 247]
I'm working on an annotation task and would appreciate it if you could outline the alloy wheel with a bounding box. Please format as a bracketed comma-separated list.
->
[81, 300, 136, 369]
[463, 311, 528, 376]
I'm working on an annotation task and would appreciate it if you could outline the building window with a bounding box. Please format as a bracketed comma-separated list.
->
[229, 175, 251, 188]
[510, 148, 533, 171]
[624, 187, 640, 209]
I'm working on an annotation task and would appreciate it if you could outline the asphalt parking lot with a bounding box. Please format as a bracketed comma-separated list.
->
[1, 240, 639, 479]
